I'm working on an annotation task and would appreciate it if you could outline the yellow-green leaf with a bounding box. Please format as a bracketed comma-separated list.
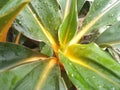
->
[59, 43, 120, 90]
[58, 0, 78, 47]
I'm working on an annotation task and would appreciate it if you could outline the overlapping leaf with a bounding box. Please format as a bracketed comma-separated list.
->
[13, 0, 61, 47]
[0, 0, 30, 42]
[0, 42, 47, 71]
[82, 0, 120, 32]
[69, 0, 120, 45]
[95, 22, 120, 45]
[59, 43, 120, 90]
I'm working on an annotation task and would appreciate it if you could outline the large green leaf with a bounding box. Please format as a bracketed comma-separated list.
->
[59, 43, 120, 90]
[13, 0, 61, 47]
[0, 0, 30, 42]
[95, 22, 120, 45]
[69, 0, 120, 45]
[58, 0, 78, 47]
[0, 59, 62, 90]
[0, 42, 47, 71]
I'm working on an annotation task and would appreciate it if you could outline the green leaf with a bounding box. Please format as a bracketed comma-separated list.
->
[13, 0, 61, 47]
[95, 22, 120, 45]
[59, 43, 120, 90]
[0, 59, 61, 90]
[0, 0, 30, 42]
[0, 42, 47, 71]
[58, 0, 78, 47]
[70, 0, 120, 45]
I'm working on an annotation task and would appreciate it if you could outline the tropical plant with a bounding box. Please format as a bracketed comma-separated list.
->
[0, 0, 120, 90]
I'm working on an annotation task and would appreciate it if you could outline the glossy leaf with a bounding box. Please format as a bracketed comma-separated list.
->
[0, 0, 30, 42]
[0, 42, 48, 71]
[13, 0, 61, 47]
[70, 0, 120, 45]
[0, 59, 61, 90]
[59, 0, 78, 47]
[95, 22, 120, 45]
[59, 43, 120, 90]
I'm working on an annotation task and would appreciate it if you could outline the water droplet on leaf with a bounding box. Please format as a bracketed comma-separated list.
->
[112, 87, 115, 90]
[117, 15, 120, 21]
[98, 85, 102, 88]
[92, 76, 95, 79]
[33, 14, 37, 17]
[78, 87, 81, 90]
[69, 63, 72, 65]
[71, 74, 74, 77]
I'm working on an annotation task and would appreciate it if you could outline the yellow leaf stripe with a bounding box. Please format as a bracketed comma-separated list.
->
[27, 5, 59, 53]
[69, 0, 120, 45]
[65, 52, 120, 87]
[35, 58, 57, 90]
